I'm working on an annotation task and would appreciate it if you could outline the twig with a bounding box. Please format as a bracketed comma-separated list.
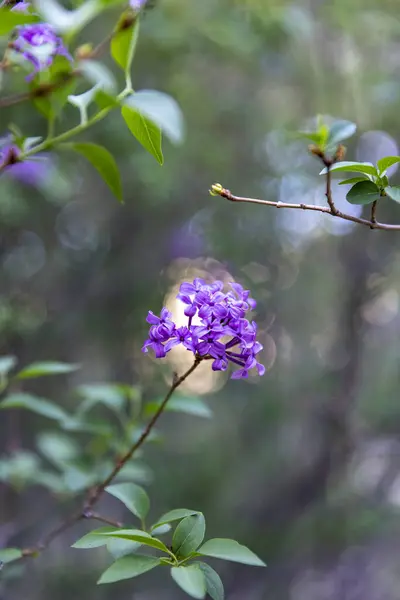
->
[84, 357, 202, 510]
[17, 359, 201, 559]
[213, 186, 400, 231]
[370, 200, 378, 229]
[83, 511, 123, 528]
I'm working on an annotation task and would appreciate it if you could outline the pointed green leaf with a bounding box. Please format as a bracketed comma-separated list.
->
[377, 156, 400, 175]
[0, 356, 17, 377]
[0, 548, 22, 564]
[107, 538, 141, 559]
[111, 13, 139, 74]
[145, 396, 212, 419]
[327, 120, 356, 147]
[0, 9, 38, 35]
[346, 181, 381, 205]
[105, 483, 150, 521]
[0, 393, 68, 421]
[172, 514, 206, 558]
[151, 508, 200, 532]
[72, 527, 118, 549]
[338, 177, 369, 186]
[385, 186, 400, 203]
[121, 106, 163, 164]
[198, 563, 224, 600]
[98, 554, 160, 584]
[123, 90, 184, 144]
[17, 361, 80, 379]
[171, 565, 206, 599]
[97, 529, 169, 553]
[320, 161, 377, 176]
[63, 143, 123, 202]
[198, 539, 266, 567]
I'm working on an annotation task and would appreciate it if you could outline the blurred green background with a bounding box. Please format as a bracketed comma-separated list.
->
[1, 0, 400, 598]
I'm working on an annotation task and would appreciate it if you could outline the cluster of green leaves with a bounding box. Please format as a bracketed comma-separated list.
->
[299, 117, 400, 208]
[0, 354, 265, 597]
[0, 355, 212, 495]
[0, 0, 184, 203]
[73, 490, 265, 599]
[320, 158, 400, 206]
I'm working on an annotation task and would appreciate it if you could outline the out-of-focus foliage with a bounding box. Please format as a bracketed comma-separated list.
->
[1, 0, 400, 599]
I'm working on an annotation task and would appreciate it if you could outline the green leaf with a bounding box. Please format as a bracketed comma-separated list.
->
[111, 13, 140, 74]
[198, 563, 224, 600]
[79, 60, 116, 94]
[121, 106, 163, 164]
[377, 156, 400, 175]
[72, 527, 118, 549]
[123, 90, 184, 144]
[171, 565, 206, 599]
[96, 529, 170, 554]
[151, 508, 200, 532]
[105, 483, 150, 521]
[17, 361, 80, 379]
[327, 120, 356, 147]
[0, 9, 38, 35]
[198, 539, 266, 567]
[320, 161, 377, 176]
[0, 548, 22, 564]
[150, 523, 171, 536]
[338, 177, 369, 186]
[385, 186, 400, 203]
[0, 393, 68, 421]
[98, 555, 160, 584]
[346, 181, 381, 205]
[172, 514, 206, 558]
[76, 383, 125, 413]
[0, 356, 17, 377]
[64, 143, 123, 202]
[145, 396, 212, 419]
[106, 538, 141, 559]
[37, 432, 79, 466]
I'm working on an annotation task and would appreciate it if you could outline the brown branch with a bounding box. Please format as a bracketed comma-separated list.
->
[84, 357, 202, 510]
[82, 511, 123, 528]
[213, 187, 400, 231]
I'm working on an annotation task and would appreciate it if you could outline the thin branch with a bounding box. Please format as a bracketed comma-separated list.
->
[84, 357, 202, 510]
[83, 511, 123, 528]
[17, 359, 201, 560]
[213, 186, 400, 231]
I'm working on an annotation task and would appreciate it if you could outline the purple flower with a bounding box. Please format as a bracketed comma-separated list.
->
[12, 23, 72, 80]
[9, 1, 30, 11]
[129, 0, 147, 12]
[0, 141, 52, 186]
[142, 278, 265, 379]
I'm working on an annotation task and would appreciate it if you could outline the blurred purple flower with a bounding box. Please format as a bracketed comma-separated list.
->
[12, 23, 72, 80]
[142, 279, 264, 379]
[0, 141, 52, 186]
[130, 0, 147, 11]
[8, 1, 30, 11]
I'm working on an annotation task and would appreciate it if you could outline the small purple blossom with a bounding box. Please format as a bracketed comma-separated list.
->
[12, 23, 72, 80]
[9, 1, 30, 12]
[0, 140, 52, 186]
[130, 0, 147, 11]
[142, 278, 265, 379]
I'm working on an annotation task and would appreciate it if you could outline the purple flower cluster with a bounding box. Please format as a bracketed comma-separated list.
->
[12, 23, 72, 80]
[142, 278, 265, 379]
